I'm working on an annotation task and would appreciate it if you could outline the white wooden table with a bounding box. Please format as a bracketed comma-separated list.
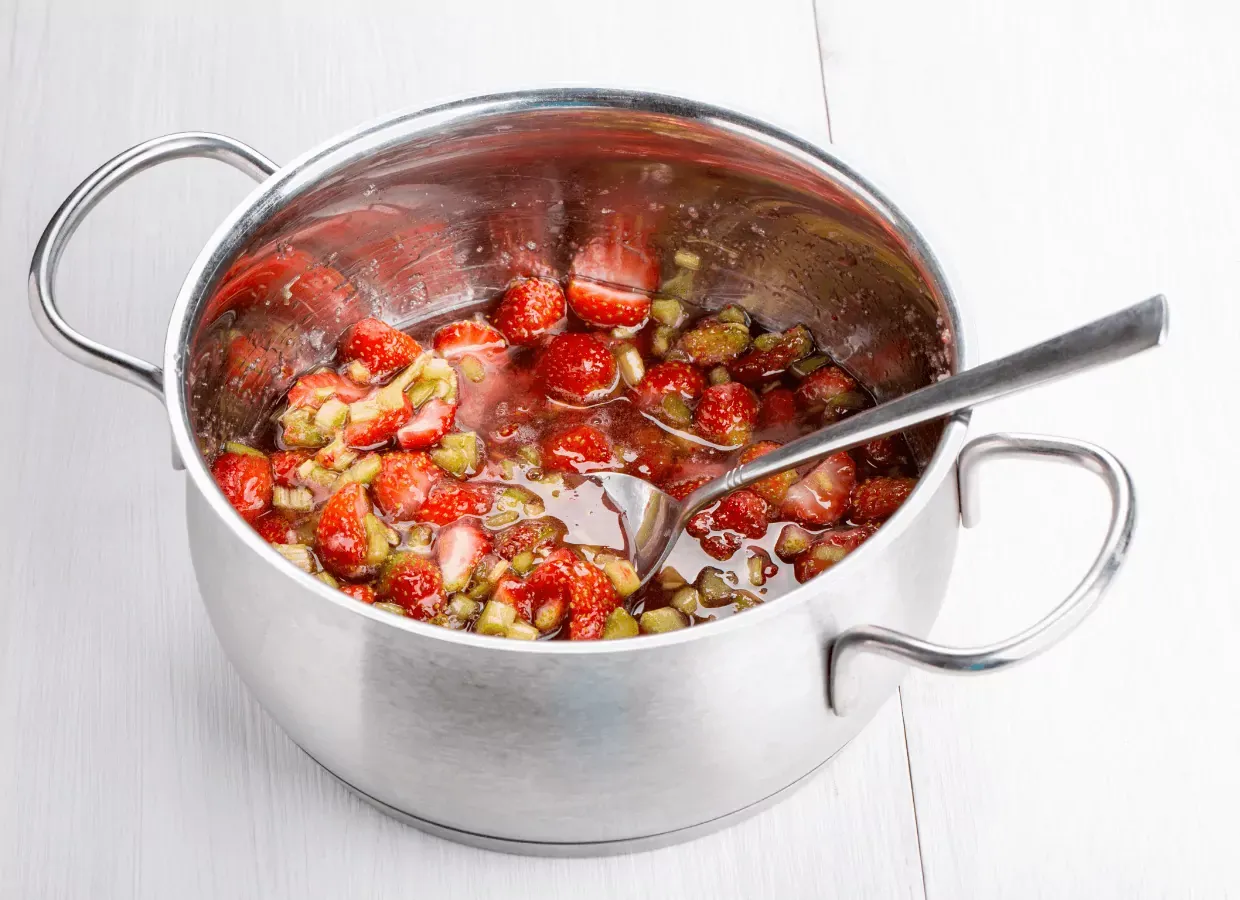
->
[2, 2, 1236, 896]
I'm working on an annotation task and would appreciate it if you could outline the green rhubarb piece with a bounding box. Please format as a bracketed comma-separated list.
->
[505, 621, 539, 640]
[447, 595, 480, 620]
[716, 305, 750, 326]
[616, 343, 645, 387]
[651, 325, 679, 357]
[363, 515, 392, 567]
[316, 434, 358, 472]
[673, 249, 701, 271]
[223, 441, 266, 458]
[516, 445, 541, 468]
[273, 543, 316, 573]
[602, 607, 640, 640]
[774, 524, 813, 562]
[476, 599, 517, 636]
[373, 601, 407, 617]
[273, 485, 314, 512]
[657, 566, 688, 591]
[639, 607, 688, 634]
[598, 555, 641, 599]
[733, 590, 764, 611]
[511, 551, 536, 575]
[752, 332, 781, 352]
[651, 297, 685, 327]
[747, 551, 768, 587]
[408, 525, 433, 548]
[337, 453, 382, 487]
[315, 572, 339, 588]
[281, 408, 330, 448]
[459, 355, 486, 383]
[344, 359, 371, 384]
[789, 354, 829, 378]
[669, 586, 701, 615]
[660, 394, 692, 427]
[677, 322, 750, 366]
[708, 366, 731, 385]
[405, 379, 437, 410]
[485, 510, 519, 529]
[314, 398, 349, 431]
[696, 567, 734, 607]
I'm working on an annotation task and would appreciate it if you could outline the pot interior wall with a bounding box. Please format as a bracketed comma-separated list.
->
[183, 104, 957, 462]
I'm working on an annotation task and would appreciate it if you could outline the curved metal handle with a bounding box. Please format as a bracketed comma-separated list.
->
[29, 132, 278, 402]
[828, 432, 1135, 715]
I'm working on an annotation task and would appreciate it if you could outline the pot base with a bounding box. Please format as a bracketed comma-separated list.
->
[316, 745, 844, 857]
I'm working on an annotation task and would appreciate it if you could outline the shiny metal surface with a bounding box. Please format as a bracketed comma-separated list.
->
[830, 433, 1136, 714]
[603, 297, 1166, 584]
[28, 133, 278, 401]
[30, 89, 1140, 852]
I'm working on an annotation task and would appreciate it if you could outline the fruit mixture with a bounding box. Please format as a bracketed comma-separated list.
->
[209, 251, 919, 641]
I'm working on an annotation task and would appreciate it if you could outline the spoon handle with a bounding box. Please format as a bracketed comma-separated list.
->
[691, 295, 1169, 509]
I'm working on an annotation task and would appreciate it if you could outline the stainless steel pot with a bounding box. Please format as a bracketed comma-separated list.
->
[30, 90, 1135, 856]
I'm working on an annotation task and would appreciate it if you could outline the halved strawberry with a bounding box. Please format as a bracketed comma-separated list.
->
[338, 318, 423, 384]
[254, 511, 298, 544]
[566, 277, 651, 328]
[726, 326, 814, 385]
[395, 398, 457, 450]
[286, 370, 370, 410]
[686, 489, 769, 561]
[859, 437, 903, 469]
[693, 382, 759, 447]
[793, 526, 875, 583]
[738, 441, 798, 506]
[491, 571, 534, 621]
[343, 398, 412, 449]
[433, 320, 508, 359]
[492, 278, 566, 345]
[377, 552, 445, 619]
[526, 548, 576, 632]
[541, 424, 613, 473]
[536, 333, 619, 406]
[436, 521, 493, 592]
[494, 518, 566, 560]
[795, 366, 858, 411]
[340, 583, 376, 604]
[315, 482, 376, 579]
[566, 558, 621, 641]
[851, 476, 917, 521]
[372, 451, 443, 521]
[780, 452, 857, 526]
[270, 450, 312, 488]
[211, 450, 273, 523]
[631, 361, 706, 412]
[758, 387, 797, 427]
[418, 482, 493, 526]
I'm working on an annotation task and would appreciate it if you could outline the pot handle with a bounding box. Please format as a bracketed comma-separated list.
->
[29, 132, 278, 402]
[828, 432, 1135, 715]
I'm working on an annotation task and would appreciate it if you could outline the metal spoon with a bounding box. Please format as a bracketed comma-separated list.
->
[591, 295, 1169, 586]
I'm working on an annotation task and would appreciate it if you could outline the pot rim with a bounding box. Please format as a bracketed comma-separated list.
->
[165, 87, 973, 655]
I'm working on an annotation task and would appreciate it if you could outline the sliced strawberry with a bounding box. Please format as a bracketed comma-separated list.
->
[372, 451, 443, 521]
[343, 398, 412, 449]
[338, 318, 423, 384]
[694, 382, 759, 447]
[780, 451, 857, 526]
[851, 476, 917, 521]
[793, 526, 875, 583]
[726, 326, 814, 385]
[286, 370, 370, 410]
[433, 320, 508, 359]
[340, 583, 376, 604]
[418, 482, 493, 526]
[566, 277, 651, 328]
[211, 450, 273, 523]
[525, 547, 577, 632]
[395, 398, 457, 450]
[795, 366, 858, 411]
[631, 361, 706, 413]
[662, 474, 713, 501]
[492, 278, 566, 345]
[254, 511, 298, 544]
[758, 387, 797, 427]
[536, 333, 619, 406]
[541, 424, 613, 473]
[270, 450, 312, 488]
[567, 558, 621, 640]
[711, 490, 771, 537]
[491, 571, 534, 622]
[738, 441, 798, 506]
[494, 518, 566, 560]
[700, 533, 743, 561]
[315, 482, 373, 579]
[377, 552, 445, 619]
[436, 521, 493, 592]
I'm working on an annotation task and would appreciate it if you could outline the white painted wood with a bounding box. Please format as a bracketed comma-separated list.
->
[0, 1, 927, 897]
[817, 1, 1240, 896]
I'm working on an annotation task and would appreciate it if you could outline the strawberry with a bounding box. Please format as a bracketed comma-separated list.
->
[340, 583, 376, 604]
[525, 548, 577, 632]
[780, 452, 857, 526]
[795, 366, 858, 411]
[793, 526, 875, 583]
[395, 398, 457, 450]
[622, 427, 676, 482]
[726, 326, 813, 385]
[270, 450, 311, 488]
[494, 518, 565, 560]
[418, 482, 493, 526]
[566, 277, 651, 328]
[536, 333, 619, 405]
[212, 450, 273, 523]
[758, 387, 797, 427]
[567, 558, 622, 640]
[377, 552, 445, 619]
[662, 474, 713, 501]
[491, 571, 534, 622]
[686, 490, 769, 560]
[541, 424, 612, 473]
[492, 278, 566, 345]
[851, 476, 917, 521]
[338, 318, 423, 384]
[433, 320, 507, 359]
[343, 398, 412, 449]
[372, 451, 443, 521]
[738, 441, 798, 506]
[286, 370, 369, 410]
[701, 533, 743, 561]
[254, 511, 298, 544]
[315, 483, 375, 579]
[694, 382, 759, 447]
[436, 521, 493, 592]
[859, 437, 903, 469]
[631, 361, 706, 412]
